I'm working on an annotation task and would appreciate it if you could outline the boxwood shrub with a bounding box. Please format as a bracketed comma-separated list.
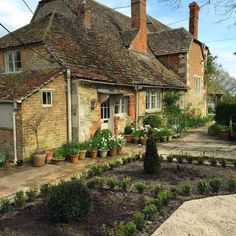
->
[47, 178, 92, 222]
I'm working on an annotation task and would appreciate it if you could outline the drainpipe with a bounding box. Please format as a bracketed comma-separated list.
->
[135, 86, 139, 128]
[13, 101, 17, 164]
[67, 69, 72, 142]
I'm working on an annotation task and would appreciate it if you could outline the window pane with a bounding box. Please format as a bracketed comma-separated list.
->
[43, 92, 47, 104]
[146, 92, 150, 109]
[47, 92, 52, 105]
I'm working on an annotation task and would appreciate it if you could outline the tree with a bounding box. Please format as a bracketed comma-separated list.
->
[143, 131, 161, 175]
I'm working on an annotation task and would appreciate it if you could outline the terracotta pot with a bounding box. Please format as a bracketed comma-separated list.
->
[99, 150, 108, 158]
[155, 138, 161, 143]
[3, 160, 10, 169]
[109, 148, 117, 157]
[45, 150, 53, 164]
[33, 153, 46, 167]
[117, 147, 122, 155]
[52, 157, 65, 165]
[70, 154, 79, 164]
[124, 134, 133, 143]
[79, 150, 87, 160]
[161, 136, 168, 142]
[219, 130, 231, 140]
[90, 151, 98, 159]
[133, 138, 139, 144]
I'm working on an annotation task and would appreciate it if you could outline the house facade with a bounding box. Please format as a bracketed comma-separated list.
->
[0, 0, 207, 162]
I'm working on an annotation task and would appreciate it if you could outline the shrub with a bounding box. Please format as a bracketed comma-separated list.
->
[124, 222, 137, 236]
[154, 183, 165, 197]
[220, 159, 227, 168]
[167, 154, 174, 163]
[215, 102, 236, 125]
[186, 155, 194, 164]
[107, 177, 119, 190]
[94, 128, 112, 141]
[26, 188, 38, 202]
[157, 190, 172, 206]
[196, 157, 204, 165]
[15, 190, 26, 208]
[209, 178, 222, 193]
[180, 183, 192, 196]
[119, 177, 132, 192]
[0, 198, 11, 214]
[143, 114, 162, 128]
[143, 135, 161, 175]
[109, 162, 115, 170]
[143, 204, 157, 220]
[114, 160, 121, 167]
[197, 180, 208, 194]
[170, 187, 178, 199]
[47, 178, 92, 222]
[209, 157, 217, 166]
[122, 157, 129, 164]
[87, 177, 104, 189]
[88, 165, 104, 177]
[227, 176, 236, 193]
[40, 183, 52, 199]
[176, 156, 183, 164]
[132, 212, 145, 231]
[127, 157, 132, 163]
[134, 181, 148, 194]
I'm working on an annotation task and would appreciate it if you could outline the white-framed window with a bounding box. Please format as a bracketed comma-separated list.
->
[146, 90, 161, 110]
[42, 91, 52, 107]
[4, 51, 21, 73]
[114, 97, 128, 114]
[194, 77, 201, 96]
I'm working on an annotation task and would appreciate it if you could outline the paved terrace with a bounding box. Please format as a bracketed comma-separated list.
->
[0, 127, 235, 199]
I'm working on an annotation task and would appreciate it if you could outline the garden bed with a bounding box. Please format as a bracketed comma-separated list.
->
[0, 159, 236, 236]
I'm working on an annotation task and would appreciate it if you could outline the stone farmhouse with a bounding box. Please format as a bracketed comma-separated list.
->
[0, 0, 208, 162]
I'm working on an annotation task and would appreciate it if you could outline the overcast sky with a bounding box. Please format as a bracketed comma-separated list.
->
[0, 0, 235, 77]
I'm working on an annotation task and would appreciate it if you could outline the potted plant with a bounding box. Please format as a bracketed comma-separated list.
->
[217, 124, 231, 140]
[99, 138, 108, 158]
[88, 138, 99, 159]
[123, 125, 134, 143]
[133, 129, 140, 144]
[78, 141, 88, 160]
[153, 128, 161, 143]
[116, 135, 125, 155]
[69, 144, 79, 164]
[53, 147, 65, 164]
[45, 149, 53, 164]
[25, 112, 46, 167]
[167, 129, 173, 141]
[0, 153, 10, 169]
[108, 137, 118, 156]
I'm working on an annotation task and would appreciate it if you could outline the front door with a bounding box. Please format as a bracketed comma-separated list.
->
[101, 97, 113, 131]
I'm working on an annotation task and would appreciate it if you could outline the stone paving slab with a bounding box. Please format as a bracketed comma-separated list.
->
[152, 194, 236, 236]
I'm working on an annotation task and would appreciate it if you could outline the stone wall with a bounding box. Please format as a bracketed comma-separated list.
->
[17, 74, 68, 160]
[0, 44, 59, 73]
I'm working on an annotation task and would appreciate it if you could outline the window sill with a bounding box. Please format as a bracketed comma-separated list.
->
[146, 108, 162, 113]
[42, 105, 52, 108]
[1, 71, 22, 75]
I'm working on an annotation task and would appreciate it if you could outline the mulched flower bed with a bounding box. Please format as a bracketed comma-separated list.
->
[0, 160, 235, 236]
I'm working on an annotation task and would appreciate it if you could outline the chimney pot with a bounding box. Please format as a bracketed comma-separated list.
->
[189, 1, 200, 39]
[78, 2, 91, 29]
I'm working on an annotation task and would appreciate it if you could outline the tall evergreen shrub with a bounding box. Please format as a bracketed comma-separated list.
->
[143, 132, 161, 174]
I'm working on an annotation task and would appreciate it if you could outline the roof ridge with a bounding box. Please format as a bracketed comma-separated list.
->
[43, 11, 57, 41]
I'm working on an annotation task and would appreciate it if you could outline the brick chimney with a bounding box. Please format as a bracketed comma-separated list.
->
[189, 2, 200, 39]
[77, 1, 91, 29]
[130, 0, 147, 53]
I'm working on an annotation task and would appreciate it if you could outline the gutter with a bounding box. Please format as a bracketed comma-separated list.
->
[13, 101, 18, 164]
[135, 86, 139, 128]
[67, 69, 72, 142]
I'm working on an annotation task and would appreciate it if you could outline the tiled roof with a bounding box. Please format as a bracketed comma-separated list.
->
[0, 0, 188, 96]
[148, 28, 193, 56]
[0, 69, 63, 102]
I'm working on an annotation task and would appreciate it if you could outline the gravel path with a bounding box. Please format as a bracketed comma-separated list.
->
[152, 194, 236, 236]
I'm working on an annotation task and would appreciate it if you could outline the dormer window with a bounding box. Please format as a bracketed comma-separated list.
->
[4, 51, 21, 73]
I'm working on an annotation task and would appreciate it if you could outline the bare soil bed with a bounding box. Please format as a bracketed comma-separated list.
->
[0, 161, 235, 236]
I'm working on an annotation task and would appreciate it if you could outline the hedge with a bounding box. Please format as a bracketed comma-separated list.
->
[215, 102, 236, 125]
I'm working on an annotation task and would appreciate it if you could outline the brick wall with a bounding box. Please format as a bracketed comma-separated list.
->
[185, 41, 207, 114]
[0, 128, 13, 159]
[17, 74, 68, 160]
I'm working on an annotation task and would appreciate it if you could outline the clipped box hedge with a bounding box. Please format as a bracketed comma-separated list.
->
[215, 102, 236, 125]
